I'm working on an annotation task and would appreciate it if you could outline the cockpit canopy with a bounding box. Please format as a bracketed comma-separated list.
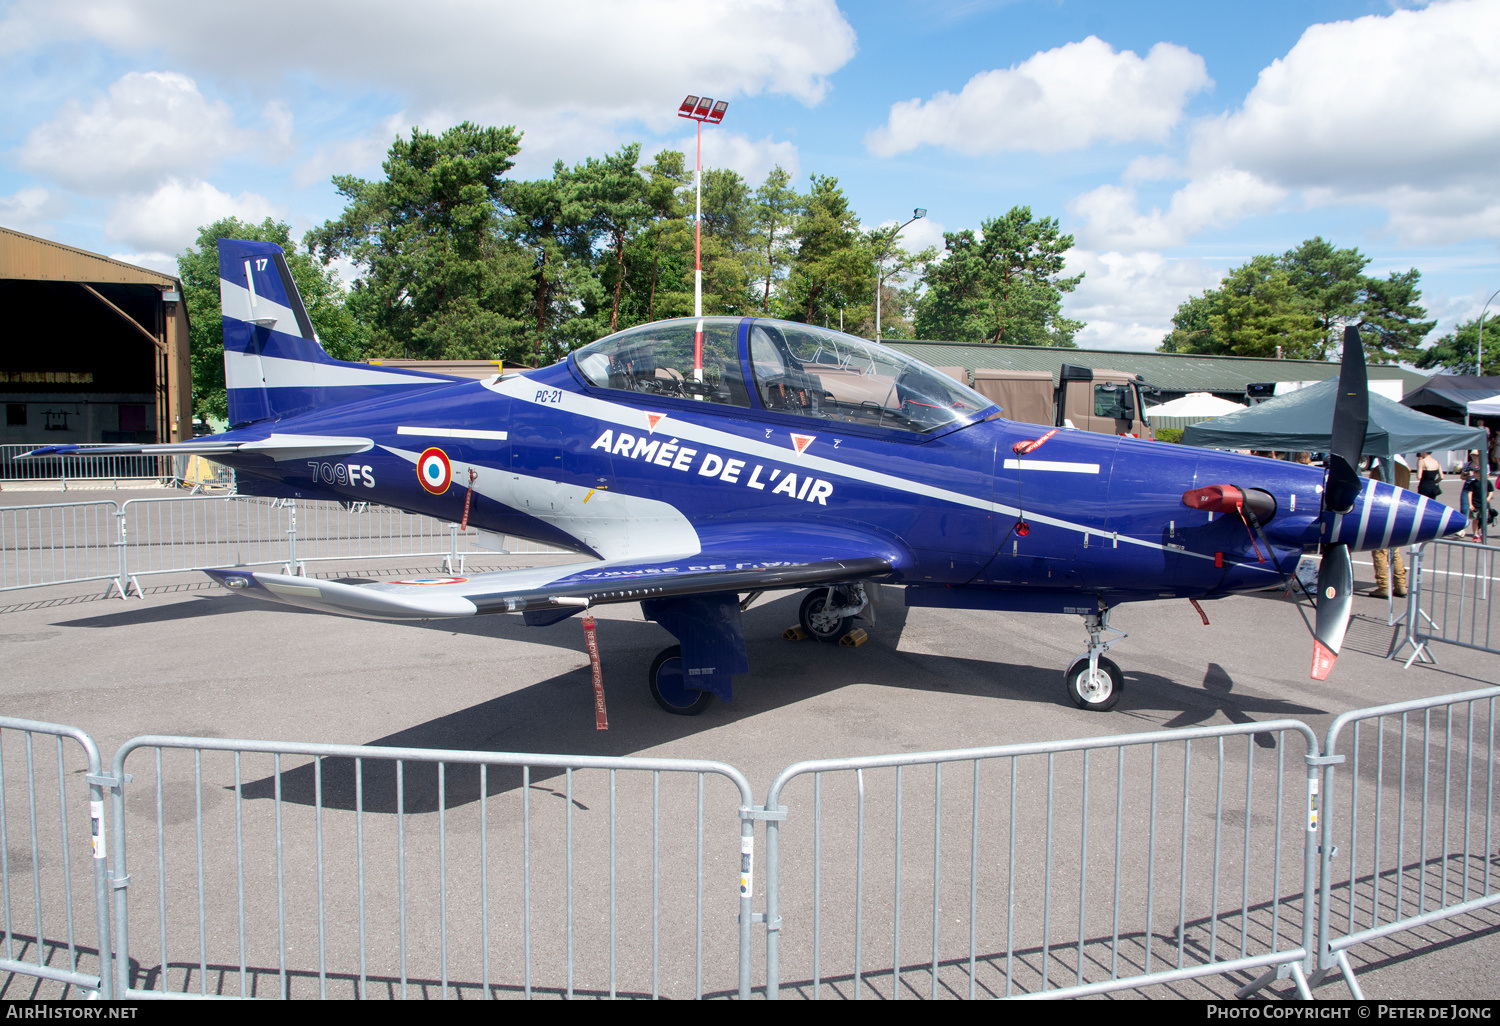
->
[572, 317, 994, 434]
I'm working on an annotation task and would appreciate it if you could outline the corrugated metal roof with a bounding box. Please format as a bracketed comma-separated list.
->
[0, 226, 180, 287]
[884, 339, 1425, 395]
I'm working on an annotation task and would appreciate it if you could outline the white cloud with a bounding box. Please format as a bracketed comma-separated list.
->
[866, 37, 1210, 157]
[104, 178, 281, 254]
[667, 132, 800, 188]
[106, 251, 180, 275]
[1193, 0, 1500, 195]
[2, 1, 856, 122]
[0, 187, 66, 237]
[1070, 172, 1287, 252]
[1069, 0, 1500, 253]
[295, 113, 407, 188]
[1063, 249, 1225, 351]
[19, 72, 251, 194]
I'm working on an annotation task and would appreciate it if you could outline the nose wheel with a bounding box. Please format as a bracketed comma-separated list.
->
[1065, 607, 1126, 711]
[1065, 655, 1123, 710]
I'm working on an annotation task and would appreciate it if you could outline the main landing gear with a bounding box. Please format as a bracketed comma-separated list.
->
[799, 584, 868, 643]
[1065, 607, 1128, 711]
[648, 645, 714, 716]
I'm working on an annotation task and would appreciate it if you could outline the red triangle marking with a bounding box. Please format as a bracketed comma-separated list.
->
[645, 412, 665, 433]
[790, 433, 816, 455]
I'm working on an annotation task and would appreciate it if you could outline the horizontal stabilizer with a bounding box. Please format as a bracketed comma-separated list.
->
[17, 433, 372, 463]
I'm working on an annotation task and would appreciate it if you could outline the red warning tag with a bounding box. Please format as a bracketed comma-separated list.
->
[645, 412, 666, 433]
[582, 614, 607, 730]
[790, 433, 815, 455]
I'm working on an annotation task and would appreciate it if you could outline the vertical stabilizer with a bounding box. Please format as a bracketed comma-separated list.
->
[217, 239, 460, 427]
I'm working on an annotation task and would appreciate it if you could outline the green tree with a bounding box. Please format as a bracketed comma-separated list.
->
[307, 122, 526, 361]
[914, 206, 1082, 346]
[501, 167, 603, 365]
[567, 144, 650, 333]
[868, 223, 935, 340]
[1158, 290, 1217, 353]
[1205, 256, 1323, 359]
[749, 166, 801, 314]
[1160, 237, 1435, 360]
[177, 217, 368, 421]
[1411, 314, 1500, 375]
[782, 174, 871, 328]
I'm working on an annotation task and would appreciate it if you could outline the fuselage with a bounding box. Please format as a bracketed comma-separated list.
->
[207, 317, 1460, 608]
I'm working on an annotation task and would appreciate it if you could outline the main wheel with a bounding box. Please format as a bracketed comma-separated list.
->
[799, 589, 854, 644]
[648, 645, 713, 716]
[1065, 656, 1124, 711]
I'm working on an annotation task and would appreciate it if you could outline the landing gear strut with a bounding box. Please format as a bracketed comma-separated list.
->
[1065, 607, 1128, 711]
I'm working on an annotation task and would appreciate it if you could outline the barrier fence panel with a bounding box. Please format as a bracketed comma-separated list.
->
[1399, 540, 1500, 664]
[0, 501, 124, 596]
[289, 501, 469, 568]
[120, 497, 293, 584]
[1315, 687, 1500, 999]
[761, 721, 1321, 1000]
[106, 738, 755, 1000]
[0, 445, 170, 486]
[0, 718, 112, 998]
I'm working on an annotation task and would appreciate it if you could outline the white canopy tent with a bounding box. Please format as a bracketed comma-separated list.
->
[1467, 395, 1500, 418]
[1146, 392, 1246, 418]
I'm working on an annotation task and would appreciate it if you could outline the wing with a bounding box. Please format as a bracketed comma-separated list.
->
[203, 523, 901, 621]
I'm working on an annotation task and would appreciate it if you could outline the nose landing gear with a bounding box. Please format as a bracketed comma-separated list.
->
[1065, 607, 1127, 711]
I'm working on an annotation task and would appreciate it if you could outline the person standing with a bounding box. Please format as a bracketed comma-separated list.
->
[1459, 451, 1483, 537]
[1368, 457, 1409, 598]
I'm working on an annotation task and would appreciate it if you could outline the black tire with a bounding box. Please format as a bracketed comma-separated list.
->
[800, 590, 853, 644]
[1065, 656, 1123, 711]
[648, 645, 713, 716]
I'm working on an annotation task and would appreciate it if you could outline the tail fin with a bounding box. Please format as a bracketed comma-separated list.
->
[218, 239, 459, 427]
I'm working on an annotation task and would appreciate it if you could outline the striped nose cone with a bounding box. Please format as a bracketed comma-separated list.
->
[1328, 480, 1464, 550]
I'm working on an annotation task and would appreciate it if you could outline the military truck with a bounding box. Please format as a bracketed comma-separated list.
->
[933, 363, 1157, 439]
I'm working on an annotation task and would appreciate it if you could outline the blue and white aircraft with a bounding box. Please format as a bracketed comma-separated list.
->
[29, 239, 1464, 713]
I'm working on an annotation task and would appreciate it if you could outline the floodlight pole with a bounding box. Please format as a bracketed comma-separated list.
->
[678, 94, 728, 390]
[875, 209, 925, 342]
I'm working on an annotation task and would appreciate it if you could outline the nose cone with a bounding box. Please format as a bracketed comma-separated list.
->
[1328, 479, 1464, 550]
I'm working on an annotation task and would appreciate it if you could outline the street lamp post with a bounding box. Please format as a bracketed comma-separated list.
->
[677, 95, 728, 387]
[875, 208, 925, 342]
[1478, 286, 1500, 379]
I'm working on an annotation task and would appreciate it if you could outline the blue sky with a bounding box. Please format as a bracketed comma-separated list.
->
[2, 0, 1497, 352]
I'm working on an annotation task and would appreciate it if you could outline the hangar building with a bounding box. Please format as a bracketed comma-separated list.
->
[0, 226, 191, 449]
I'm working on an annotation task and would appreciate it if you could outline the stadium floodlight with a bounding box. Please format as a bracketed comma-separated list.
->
[676, 94, 729, 386]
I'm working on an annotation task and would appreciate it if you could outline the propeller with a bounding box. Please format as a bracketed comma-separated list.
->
[1311, 325, 1367, 681]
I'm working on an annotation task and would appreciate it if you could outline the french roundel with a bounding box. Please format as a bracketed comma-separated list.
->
[418, 447, 452, 494]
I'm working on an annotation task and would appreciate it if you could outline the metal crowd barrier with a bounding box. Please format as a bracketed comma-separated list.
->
[760, 720, 1322, 1000]
[105, 737, 755, 1000]
[0, 501, 126, 596]
[3, 702, 1498, 1000]
[1391, 539, 1500, 666]
[0, 444, 171, 488]
[1313, 687, 1500, 999]
[0, 718, 113, 997]
[0, 495, 568, 599]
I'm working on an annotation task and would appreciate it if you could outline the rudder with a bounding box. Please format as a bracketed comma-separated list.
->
[217, 239, 459, 427]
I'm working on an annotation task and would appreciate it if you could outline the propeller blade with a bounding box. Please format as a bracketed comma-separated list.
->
[1311, 543, 1353, 680]
[1328, 324, 1368, 477]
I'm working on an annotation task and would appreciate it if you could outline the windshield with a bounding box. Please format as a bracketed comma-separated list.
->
[748, 321, 994, 433]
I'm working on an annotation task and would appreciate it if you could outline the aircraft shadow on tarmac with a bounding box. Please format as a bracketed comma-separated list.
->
[210, 591, 1326, 815]
[47, 588, 1329, 814]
